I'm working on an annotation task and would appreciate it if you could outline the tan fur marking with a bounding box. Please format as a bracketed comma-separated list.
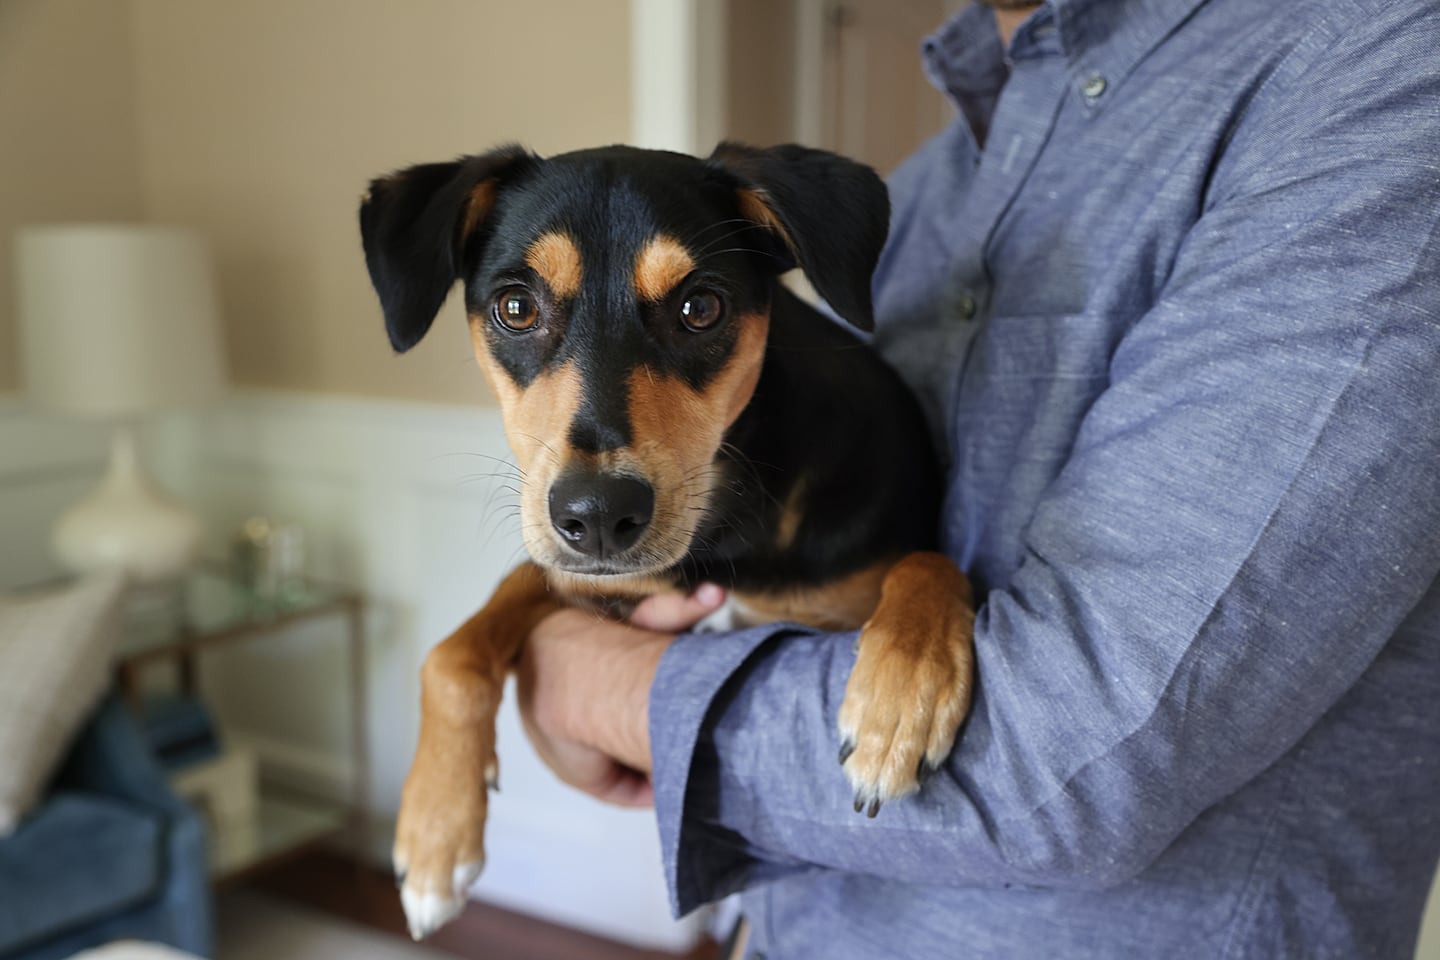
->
[838, 551, 976, 810]
[735, 558, 896, 632]
[620, 310, 770, 569]
[866, 552, 975, 653]
[633, 235, 696, 302]
[775, 475, 808, 551]
[469, 319, 587, 564]
[462, 180, 499, 240]
[421, 563, 557, 700]
[395, 561, 559, 905]
[525, 231, 583, 298]
[737, 188, 795, 257]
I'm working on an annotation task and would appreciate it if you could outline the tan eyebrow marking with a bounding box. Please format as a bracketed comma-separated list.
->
[525, 231, 583, 298]
[633, 234, 696, 302]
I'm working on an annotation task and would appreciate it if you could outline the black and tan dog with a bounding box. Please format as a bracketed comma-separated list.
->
[360, 142, 975, 938]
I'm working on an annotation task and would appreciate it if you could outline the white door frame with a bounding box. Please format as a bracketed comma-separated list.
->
[629, 0, 727, 155]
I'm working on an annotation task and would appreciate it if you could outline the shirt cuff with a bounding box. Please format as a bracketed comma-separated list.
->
[649, 622, 802, 917]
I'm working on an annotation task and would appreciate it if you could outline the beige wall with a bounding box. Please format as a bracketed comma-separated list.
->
[131, 0, 633, 405]
[0, 0, 147, 393]
[2, 0, 631, 405]
[726, 0, 797, 147]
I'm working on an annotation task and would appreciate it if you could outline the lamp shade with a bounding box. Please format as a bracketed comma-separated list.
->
[16, 224, 226, 419]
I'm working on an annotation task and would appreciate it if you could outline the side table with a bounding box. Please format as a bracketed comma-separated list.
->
[115, 567, 368, 885]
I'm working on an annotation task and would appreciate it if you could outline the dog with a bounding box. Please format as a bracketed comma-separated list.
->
[359, 142, 976, 939]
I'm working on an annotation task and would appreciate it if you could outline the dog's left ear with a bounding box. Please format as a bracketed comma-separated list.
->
[706, 142, 889, 331]
[360, 146, 537, 352]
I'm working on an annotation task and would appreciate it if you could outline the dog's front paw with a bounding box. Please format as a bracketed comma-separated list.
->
[392, 727, 498, 940]
[836, 553, 974, 817]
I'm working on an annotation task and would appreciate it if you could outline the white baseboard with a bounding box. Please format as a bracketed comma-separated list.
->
[228, 728, 353, 801]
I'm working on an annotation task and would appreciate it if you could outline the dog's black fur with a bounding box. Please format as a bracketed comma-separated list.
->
[361, 143, 942, 600]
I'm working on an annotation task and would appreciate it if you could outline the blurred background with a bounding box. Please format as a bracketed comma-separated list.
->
[0, 2, 959, 959]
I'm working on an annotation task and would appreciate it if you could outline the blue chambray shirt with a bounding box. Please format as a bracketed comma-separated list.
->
[649, 0, 1440, 957]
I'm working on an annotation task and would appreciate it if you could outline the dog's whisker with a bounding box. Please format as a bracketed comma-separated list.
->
[516, 432, 560, 459]
[436, 450, 527, 479]
[696, 245, 788, 264]
[691, 222, 772, 258]
[477, 512, 523, 552]
[456, 471, 525, 487]
[680, 217, 756, 250]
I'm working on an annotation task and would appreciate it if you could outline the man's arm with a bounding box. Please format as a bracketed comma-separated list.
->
[643, 6, 1440, 916]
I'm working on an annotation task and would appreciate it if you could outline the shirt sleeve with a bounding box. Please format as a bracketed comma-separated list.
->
[649, 5, 1440, 918]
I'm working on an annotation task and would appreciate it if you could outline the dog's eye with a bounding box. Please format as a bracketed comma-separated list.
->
[679, 290, 724, 332]
[492, 286, 540, 332]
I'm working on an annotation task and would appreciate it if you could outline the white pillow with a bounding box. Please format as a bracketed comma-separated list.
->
[0, 571, 125, 834]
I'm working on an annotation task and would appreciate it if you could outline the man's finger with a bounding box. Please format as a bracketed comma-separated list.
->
[592, 769, 655, 808]
[631, 583, 727, 632]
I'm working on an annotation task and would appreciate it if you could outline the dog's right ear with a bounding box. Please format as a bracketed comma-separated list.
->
[706, 142, 889, 331]
[360, 146, 536, 352]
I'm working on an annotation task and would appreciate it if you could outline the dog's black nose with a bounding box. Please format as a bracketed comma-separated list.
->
[548, 471, 654, 559]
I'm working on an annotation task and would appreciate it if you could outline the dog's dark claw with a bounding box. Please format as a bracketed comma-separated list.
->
[839, 739, 856, 766]
[853, 792, 882, 817]
[394, 870, 407, 889]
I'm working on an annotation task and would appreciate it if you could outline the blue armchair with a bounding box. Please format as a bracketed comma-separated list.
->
[0, 696, 214, 960]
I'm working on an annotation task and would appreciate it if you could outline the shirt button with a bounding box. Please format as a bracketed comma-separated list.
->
[1081, 74, 1108, 99]
[957, 294, 977, 320]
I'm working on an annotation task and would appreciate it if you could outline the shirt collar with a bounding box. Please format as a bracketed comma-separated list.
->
[921, 3, 1007, 104]
[923, 0, 1212, 103]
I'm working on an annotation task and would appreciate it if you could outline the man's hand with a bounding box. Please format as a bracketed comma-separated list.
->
[515, 584, 728, 807]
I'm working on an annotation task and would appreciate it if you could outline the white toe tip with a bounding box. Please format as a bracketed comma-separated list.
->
[401, 886, 466, 941]
[453, 860, 483, 894]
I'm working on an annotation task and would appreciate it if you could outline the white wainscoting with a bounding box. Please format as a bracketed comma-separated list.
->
[0, 397, 113, 588]
[0, 390, 704, 952]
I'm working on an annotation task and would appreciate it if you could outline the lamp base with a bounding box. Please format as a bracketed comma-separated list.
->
[54, 425, 202, 584]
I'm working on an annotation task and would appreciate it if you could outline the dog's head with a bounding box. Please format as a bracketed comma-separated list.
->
[360, 143, 887, 579]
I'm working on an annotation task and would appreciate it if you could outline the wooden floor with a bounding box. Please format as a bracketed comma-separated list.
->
[247, 850, 721, 960]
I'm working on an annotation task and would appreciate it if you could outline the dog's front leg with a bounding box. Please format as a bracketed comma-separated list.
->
[393, 562, 559, 940]
[838, 552, 975, 817]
